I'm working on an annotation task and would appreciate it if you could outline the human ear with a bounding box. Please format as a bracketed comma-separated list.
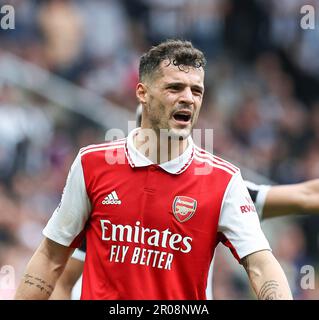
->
[136, 83, 148, 105]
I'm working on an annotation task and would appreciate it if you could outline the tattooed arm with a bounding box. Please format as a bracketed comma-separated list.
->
[15, 238, 74, 299]
[241, 250, 293, 300]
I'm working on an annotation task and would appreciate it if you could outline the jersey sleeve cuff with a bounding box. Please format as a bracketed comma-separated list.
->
[255, 185, 271, 219]
[72, 248, 86, 262]
[237, 245, 272, 261]
[42, 226, 72, 247]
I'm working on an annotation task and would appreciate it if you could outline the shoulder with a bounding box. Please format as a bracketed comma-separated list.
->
[79, 138, 127, 158]
[78, 138, 127, 173]
[193, 145, 240, 176]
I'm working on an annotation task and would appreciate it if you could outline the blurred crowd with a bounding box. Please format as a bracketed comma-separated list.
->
[0, 0, 319, 299]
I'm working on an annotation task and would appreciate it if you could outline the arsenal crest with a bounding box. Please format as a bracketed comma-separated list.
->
[172, 196, 197, 223]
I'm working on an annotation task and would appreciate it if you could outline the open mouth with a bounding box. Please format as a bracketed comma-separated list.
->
[172, 111, 192, 124]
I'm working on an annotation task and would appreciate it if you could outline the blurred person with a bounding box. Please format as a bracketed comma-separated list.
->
[271, 222, 308, 298]
[78, 0, 136, 106]
[15, 39, 291, 300]
[37, 0, 84, 78]
[266, 0, 301, 50]
[79, 0, 130, 60]
[0, 86, 53, 184]
[141, 0, 190, 43]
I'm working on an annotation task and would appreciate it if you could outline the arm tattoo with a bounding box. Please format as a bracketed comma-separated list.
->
[241, 257, 283, 300]
[23, 273, 54, 296]
[258, 280, 281, 300]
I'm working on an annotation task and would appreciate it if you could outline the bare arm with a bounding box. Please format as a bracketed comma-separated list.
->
[50, 257, 84, 300]
[241, 250, 293, 300]
[15, 238, 74, 300]
[263, 179, 319, 219]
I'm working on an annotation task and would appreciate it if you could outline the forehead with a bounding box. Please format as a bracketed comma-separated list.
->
[156, 60, 204, 85]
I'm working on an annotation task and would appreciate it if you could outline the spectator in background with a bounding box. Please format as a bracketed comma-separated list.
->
[37, 0, 84, 79]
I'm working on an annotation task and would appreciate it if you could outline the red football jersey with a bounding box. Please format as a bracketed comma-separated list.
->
[43, 128, 270, 299]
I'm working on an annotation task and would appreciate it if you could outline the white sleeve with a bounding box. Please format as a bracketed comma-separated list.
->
[42, 153, 91, 246]
[244, 181, 271, 219]
[71, 248, 86, 262]
[218, 172, 271, 261]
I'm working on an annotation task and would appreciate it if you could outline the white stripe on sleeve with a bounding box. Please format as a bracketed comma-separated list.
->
[43, 153, 91, 246]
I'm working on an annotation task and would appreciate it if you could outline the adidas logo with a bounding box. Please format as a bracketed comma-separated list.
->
[102, 191, 122, 205]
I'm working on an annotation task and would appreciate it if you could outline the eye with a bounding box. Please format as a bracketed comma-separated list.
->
[168, 85, 181, 91]
[192, 89, 203, 97]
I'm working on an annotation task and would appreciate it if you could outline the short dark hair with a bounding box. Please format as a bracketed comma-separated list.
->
[139, 39, 206, 82]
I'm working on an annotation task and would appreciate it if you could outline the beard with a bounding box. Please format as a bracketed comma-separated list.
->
[166, 127, 192, 140]
[145, 99, 196, 140]
[150, 118, 192, 141]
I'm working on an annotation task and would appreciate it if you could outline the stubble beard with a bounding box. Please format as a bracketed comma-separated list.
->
[152, 116, 192, 141]
[167, 126, 192, 140]
[146, 100, 194, 141]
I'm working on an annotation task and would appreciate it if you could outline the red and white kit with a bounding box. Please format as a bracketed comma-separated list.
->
[43, 128, 270, 300]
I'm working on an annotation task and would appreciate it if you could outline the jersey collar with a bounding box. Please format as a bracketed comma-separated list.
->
[126, 128, 194, 175]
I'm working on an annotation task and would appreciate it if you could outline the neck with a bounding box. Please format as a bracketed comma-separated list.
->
[134, 128, 189, 164]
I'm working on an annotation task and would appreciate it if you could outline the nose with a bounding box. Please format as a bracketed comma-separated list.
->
[179, 87, 194, 105]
